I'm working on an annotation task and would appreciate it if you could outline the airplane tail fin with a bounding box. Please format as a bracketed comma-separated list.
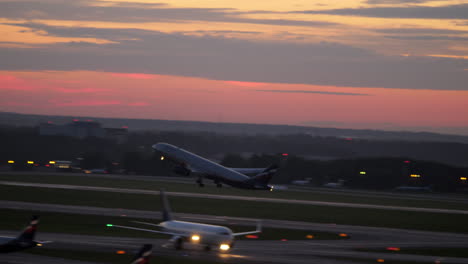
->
[262, 164, 279, 174]
[160, 189, 173, 222]
[131, 244, 152, 264]
[17, 215, 39, 241]
[252, 164, 278, 186]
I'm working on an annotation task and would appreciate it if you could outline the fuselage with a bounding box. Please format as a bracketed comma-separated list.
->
[0, 237, 37, 253]
[160, 220, 234, 247]
[153, 143, 260, 189]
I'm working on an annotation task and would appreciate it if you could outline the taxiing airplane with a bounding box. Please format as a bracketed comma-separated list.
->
[0, 215, 50, 253]
[131, 244, 152, 264]
[108, 190, 262, 252]
[153, 142, 278, 190]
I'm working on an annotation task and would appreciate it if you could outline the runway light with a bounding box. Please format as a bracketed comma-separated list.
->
[306, 235, 314, 239]
[36, 243, 43, 247]
[377, 259, 385, 263]
[410, 174, 421, 178]
[339, 233, 349, 238]
[461, 177, 467, 181]
[281, 239, 288, 241]
[282, 153, 289, 156]
[386, 247, 400, 251]
[49, 161, 56, 164]
[8, 160, 14, 164]
[219, 244, 230, 251]
[360, 171, 366, 175]
[191, 235, 200, 241]
[245, 235, 258, 239]
[116, 250, 126, 254]
[106, 224, 113, 227]
[160, 156, 165, 161]
[27, 161, 34, 164]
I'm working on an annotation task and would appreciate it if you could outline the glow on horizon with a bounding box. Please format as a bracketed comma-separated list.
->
[0, 70, 467, 134]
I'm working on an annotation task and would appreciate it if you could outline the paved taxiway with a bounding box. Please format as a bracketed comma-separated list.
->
[1, 231, 468, 264]
[2, 200, 468, 264]
[2, 180, 468, 215]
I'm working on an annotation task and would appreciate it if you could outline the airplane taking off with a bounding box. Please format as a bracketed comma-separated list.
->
[0, 216, 50, 253]
[108, 190, 262, 252]
[153, 142, 278, 190]
[131, 244, 152, 264]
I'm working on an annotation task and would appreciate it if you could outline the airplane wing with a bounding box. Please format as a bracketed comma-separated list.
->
[106, 224, 185, 237]
[232, 221, 262, 237]
[229, 168, 265, 175]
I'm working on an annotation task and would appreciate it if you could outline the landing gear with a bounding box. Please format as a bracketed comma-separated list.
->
[174, 238, 183, 250]
[215, 180, 222, 188]
[196, 178, 205, 187]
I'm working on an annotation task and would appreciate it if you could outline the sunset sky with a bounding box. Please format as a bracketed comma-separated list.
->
[0, 0, 467, 135]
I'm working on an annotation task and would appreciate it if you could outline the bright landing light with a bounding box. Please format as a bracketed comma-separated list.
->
[219, 244, 230, 251]
[191, 235, 200, 241]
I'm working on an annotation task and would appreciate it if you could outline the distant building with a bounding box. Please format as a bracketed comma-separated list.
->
[39, 120, 127, 141]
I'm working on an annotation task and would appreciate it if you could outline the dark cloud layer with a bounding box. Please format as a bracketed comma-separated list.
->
[384, 35, 468, 41]
[297, 4, 468, 19]
[366, 0, 433, 5]
[0, 0, 336, 27]
[375, 28, 468, 35]
[1, 23, 467, 90]
[255, 90, 371, 96]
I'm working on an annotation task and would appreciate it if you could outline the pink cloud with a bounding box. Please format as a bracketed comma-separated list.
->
[54, 87, 110, 93]
[50, 99, 121, 107]
[109, 73, 157, 79]
[0, 74, 33, 90]
[0, 75, 18, 81]
[224, 80, 268, 87]
[1, 101, 32, 106]
[127, 102, 150, 106]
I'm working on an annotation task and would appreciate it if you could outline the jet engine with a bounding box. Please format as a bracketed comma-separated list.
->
[173, 165, 191, 176]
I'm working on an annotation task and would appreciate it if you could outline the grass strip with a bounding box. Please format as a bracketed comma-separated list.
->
[1, 173, 467, 210]
[0, 185, 467, 233]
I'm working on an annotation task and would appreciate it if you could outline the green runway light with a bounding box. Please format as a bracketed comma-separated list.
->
[106, 224, 113, 227]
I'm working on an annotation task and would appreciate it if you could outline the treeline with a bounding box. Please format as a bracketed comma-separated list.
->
[0, 126, 467, 191]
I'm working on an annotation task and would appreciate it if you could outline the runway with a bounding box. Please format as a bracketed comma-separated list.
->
[2, 200, 468, 264]
[2, 181, 468, 215]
